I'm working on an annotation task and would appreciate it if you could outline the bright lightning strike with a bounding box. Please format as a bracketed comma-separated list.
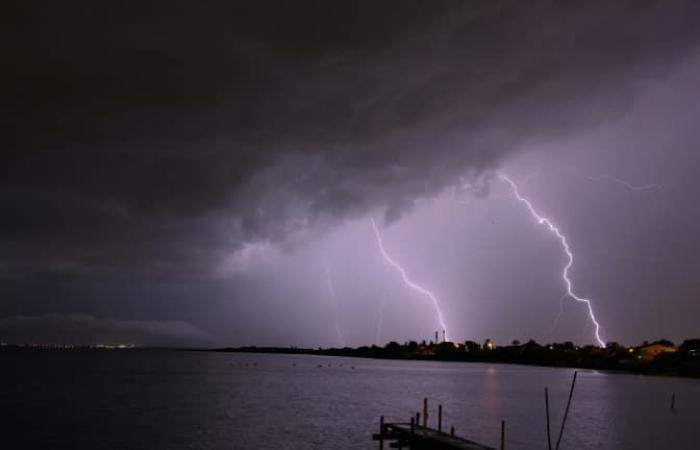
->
[500, 175, 606, 347]
[325, 266, 347, 347]
[370, 218, 449, 341]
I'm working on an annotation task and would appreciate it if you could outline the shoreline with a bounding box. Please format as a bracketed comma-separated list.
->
[206, 344, 700, 379]
[4, 343, 698, 379]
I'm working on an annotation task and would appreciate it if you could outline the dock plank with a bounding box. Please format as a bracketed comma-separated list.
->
[373, 422, 496, 450]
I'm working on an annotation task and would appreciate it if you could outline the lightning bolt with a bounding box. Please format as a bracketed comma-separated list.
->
[500, 175, 606, 347]
[325, 266, 347, 347]
[584, 175, 662, 191]
[371, 218, 449, 341]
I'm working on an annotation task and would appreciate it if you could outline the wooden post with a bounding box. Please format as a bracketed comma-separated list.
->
[416, 412, 420, 429]
[423, 398, 428, 428]
[545, 387, 552, 450]
[438, 404, 443, 433]
[450, 426, 455, 437]
[379, 416, 384, 450]
[410, 417, 415, 435]
[671, 393, 676, 411]
[500, 420, 505, 450]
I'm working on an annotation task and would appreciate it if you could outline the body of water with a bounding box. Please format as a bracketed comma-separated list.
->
[2, 350, 699, 449]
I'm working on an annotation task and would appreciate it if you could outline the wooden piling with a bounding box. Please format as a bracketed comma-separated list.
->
[379, 416, 384, 450]
[416, 412, 421, 428]
[438, 404, 443, 433]
[423, 397, 428, 427]
[450, 426, 455, 437]
[671, 393, 676, 411]
[410, 417, 415, 435]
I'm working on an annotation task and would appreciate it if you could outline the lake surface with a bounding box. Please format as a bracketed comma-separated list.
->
[2, 350, 699, 449]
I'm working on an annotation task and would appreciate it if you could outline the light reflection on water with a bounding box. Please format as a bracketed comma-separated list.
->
[2, 350, 699, 449]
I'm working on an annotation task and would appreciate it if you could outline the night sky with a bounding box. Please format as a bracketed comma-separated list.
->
[3, 1, 700, 347]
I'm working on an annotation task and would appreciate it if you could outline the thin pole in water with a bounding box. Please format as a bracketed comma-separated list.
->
[545, 387, 552, 450]
[438, 404, 443, 433]
[555, 371, 578, 450]
[671, 393, 676, 411]
[500, 420, 505, 450]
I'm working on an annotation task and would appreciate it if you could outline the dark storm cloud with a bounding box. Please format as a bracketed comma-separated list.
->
[3, 0, 700, 277]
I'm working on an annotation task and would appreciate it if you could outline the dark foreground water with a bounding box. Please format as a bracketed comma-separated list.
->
[2, 350, 699, 450]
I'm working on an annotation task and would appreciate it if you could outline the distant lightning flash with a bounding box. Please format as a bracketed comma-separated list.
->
[371, 218, 449, 341]
[584, 175, 663, 191]
[375, 288, 387, 345]
[325, 266, 347, 347]
[549, 294, 568, 335]
[500, 175, 606, 347]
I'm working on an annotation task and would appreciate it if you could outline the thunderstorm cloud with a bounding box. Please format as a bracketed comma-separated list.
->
[3, 1, 700, 346]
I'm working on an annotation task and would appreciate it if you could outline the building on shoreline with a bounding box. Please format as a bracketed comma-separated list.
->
[636, 342, 677, 361]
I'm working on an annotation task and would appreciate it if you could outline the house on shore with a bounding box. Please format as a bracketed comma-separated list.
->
[636, 342, 677, 361]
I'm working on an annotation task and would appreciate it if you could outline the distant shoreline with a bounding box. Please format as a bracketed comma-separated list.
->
[4, 341, 699, 379]
[207, 342, 700, 378]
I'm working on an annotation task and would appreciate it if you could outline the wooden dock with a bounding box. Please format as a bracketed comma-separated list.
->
[373, 373, 583, 449]
[372, 422, 497, 450]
